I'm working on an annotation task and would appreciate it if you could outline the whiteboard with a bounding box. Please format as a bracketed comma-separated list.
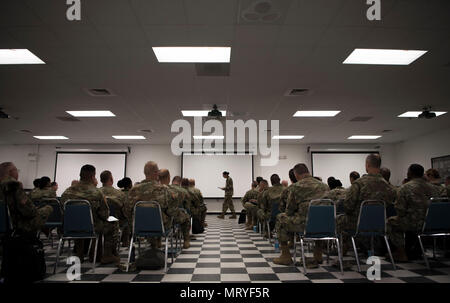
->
[312, 152, 376, 188]
[54, 152, 126, 196]
[182, 153, 253, 198]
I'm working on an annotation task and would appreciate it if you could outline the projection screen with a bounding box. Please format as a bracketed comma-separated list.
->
[182, 153, 253, 198]
[54, 152, 127, 196]
[311, 152, 378, 188]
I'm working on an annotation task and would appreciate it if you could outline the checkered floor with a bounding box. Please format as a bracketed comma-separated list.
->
[30, 215, 450, 283]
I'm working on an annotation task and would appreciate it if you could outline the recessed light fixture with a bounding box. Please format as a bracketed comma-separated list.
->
[66, 111, 116, 117]
[182, 110, 227, 117]
[33, 136, 68, 140]
[0, 49, 45, 64]
[193, 135, 224, 140]
[348, 135, 381, 140]
[293, 111, 341, 117]
[398, 111, 447, 118]
[112, 136, 146, 140]
[152, 47, 231, 63]
[343, 48, 427, 65]
[272, 135, 304, 139]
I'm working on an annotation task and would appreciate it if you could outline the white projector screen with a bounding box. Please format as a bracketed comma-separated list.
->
[312, 152, 377, 188]
[182, 153, 253, 198]
[54, 152, 127, 196]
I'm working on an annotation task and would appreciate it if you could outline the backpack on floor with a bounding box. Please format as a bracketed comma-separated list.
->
[192, 217, 204, 234]
[238, 210, 247, 224]
[136, 248, 165, 270]
[1, 232, 46, 283]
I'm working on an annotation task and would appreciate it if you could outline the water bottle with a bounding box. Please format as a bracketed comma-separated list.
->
[274, 236, 280, 253]
[253, 225, 257, 232]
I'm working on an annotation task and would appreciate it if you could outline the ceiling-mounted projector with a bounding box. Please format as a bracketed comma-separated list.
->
[0, 108, 11, 119]
[418, 109, 436, 119]
[207, 104, 223, 120]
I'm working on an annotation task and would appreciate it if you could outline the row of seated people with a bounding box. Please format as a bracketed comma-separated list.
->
[0, 161, 207, 267]
[241, 154, 450, 268]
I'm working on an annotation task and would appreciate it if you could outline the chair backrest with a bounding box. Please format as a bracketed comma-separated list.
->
[423, 201, 450, 234]
[304, 199, 336, 237]
[0, 200, 13, 234]
[41, 198, 63, 224]
[430, 197, 449, 203]
[270, 201, 281, 222]
[63, 200, 95, 237]
[356, 200, 386, 235]
[133, 201, 164, 236]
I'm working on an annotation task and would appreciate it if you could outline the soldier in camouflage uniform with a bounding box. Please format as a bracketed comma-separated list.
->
[117, 177, 133, 247]
[218, 171, 236, 219]
[99, 170, 129, 247]
[241, 181, 259, 230]
[29, 176, 57, 203]
[257, 174, 284, 231]
[273, 163, 329, 265]
[61, 165, 120, 265]
[444, 176, 450, 198]
[254, 180, 269, 227]
[0, 162, 53, 235]
[337, 154, 397, 256]
[323, 177, 347, 202]
[128, 161, 178, 249]
[189, 179, 207, 227]
[388, 164, 444, 261]
[159, 170, 191, 249]
[425, 168, 446, 197]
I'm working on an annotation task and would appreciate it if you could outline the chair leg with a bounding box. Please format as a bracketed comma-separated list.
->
[327, 240, 330, 264]
[433, 237, 437, 259]
[384, 235, 396, 270]
[92, 236, 98, 273]
[164, 237, 169, 273]
[300, 238, 307, 275]
[293, 234, 297, 264]
[54, 237, 63, 274]
[418, 235, 430, 270]
[335, 238, 344, 275]
[126, 236, 134, 272]
[351, 236, 361, 272]
[267, 221, 271, 244]
[170, 234, 174, 264]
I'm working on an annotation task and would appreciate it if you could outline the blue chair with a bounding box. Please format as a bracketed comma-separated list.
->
[53, 200, 99, 274]
[126, 201, 174, 273]
[40, 198, 63, 248]
[418, 200, 450, 270]
[350, 200, 395, 272]
[294, 199, 343, 275]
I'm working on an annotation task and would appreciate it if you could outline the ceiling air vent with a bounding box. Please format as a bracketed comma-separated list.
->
[350, 116, 373, 122]
[86, 88, 115, 97]
[382, 129, 393, 133]
[284, 88, 310, 96]
[56, 116, 81, 122]
[195, 63, 230, 77]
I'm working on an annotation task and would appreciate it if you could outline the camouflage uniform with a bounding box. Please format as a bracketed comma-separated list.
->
[128, 179, 178, 230]
[387, 178, 443, 248]
[167, 184, 191, 239]
[1, 176, 53, 234]
[222, 177, 235, 215]
[257, 184, 284, 222]
[337, 173, 397, 234]
[29, 188, 57, 203]
[279, 185, 294, 213]
[192, 187, 207, 224]
[121, 188, 132, 244]
[61, 181, 119, 257]
[276, 177, 329, 242]
[444, 185, 450, 198]
[241, 188, 259, 223]
[322, 187, 347, 202]
[429, 182, 446, 197]
[100, 186, 129, 245]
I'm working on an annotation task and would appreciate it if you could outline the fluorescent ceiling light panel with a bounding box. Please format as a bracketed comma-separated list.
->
[112, 136, 146, 140]
[348, 135, 381, 140]
[272, 135, 304, 139]
[193, 135, 224, 140]
[182, 110, 227, 117]
[343, 49, 427, 65]
[153, 47, 231, 63]
[293, 111, 341, 117]
[398, 111, 447, 118]
[33, 136, 68, 140]
[0, 49, 45, 64]
[66, 111, 116, 117]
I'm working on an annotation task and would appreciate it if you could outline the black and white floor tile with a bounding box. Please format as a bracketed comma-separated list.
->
[30, 215, 450, 283]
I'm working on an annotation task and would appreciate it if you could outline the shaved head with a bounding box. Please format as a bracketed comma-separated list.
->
[189, 179, 195, 187]
[0, 162, 18, 180]
[144, 161, 159, 180]
[158, 169, 170, 185]
[366, 154, 381, 169]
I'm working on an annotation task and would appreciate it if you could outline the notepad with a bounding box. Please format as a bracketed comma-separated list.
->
[107, 216, 119, 222]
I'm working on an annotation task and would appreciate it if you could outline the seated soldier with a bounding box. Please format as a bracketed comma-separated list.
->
[99, 170, 129, 246]
[322, 177, 346, 201]
[241, 181, 259, 230]
[0, 162, 53, 235]
[29, 176, 57, 203]
[257, 174, 284, 237]
[61, 165, 120, 265]
[189, 179, 207, 227]
[425, 168, 446, 197]
[388, 164, 444, 261]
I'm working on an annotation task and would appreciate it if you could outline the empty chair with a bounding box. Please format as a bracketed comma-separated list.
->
[294, 199, 344, 275]
[350, 200, 395, 272]
[418, 201, 450, 270]
[126, 201, 174, 273]
[53, 200, 98, 274]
